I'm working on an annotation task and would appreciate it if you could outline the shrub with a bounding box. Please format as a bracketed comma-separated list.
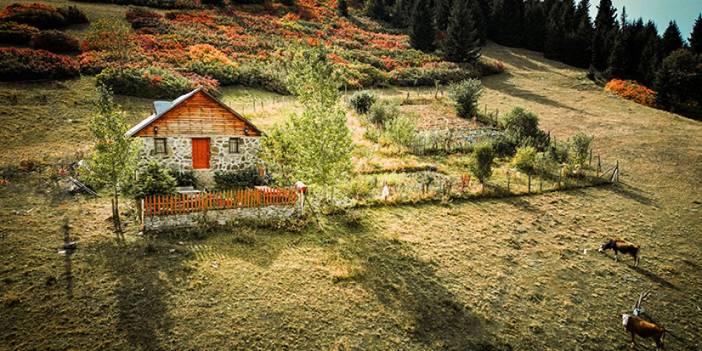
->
[73, 0, 200, 9]
[368, 100, 400, 126]
[30, 30, 81, 53]
[448, 78, 483, 118]
[568, 132, 593, 167]
[0, 3, 88, 29]
[96, 65, 195, 99]
[214, 168, 266, 190]
[125, 6, 169, 32]
[384, 116, 418, 149]
[389, 64, 475, 86]
[349, 90, 376, 114]
[469, 142, 494, 184]
[479, 58, 506, 76]
[131, 162, 177, 198]
[500, 107, 549, 150]
[490, 134, 516, 157]
[0, 21, 39, 44]
[172, 170, 197, 187]
[57, 5, 89, 25]
[363, 127, 381, 143]
[236, 62, 290, 95]
[0, 48, 79, 81]
[186, 44, 238, 85]
[84, 18, 132, 55]
[604, 79, 656, 107]
[511, 146, 537, 175]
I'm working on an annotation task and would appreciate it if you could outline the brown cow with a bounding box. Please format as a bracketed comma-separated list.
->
[622, 314, 666, 349]
[599, 238, 640, 266]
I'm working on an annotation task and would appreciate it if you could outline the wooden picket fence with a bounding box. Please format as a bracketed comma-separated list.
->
[142, 188, 298, 217]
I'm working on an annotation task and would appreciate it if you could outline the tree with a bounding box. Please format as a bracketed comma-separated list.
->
[607, 23, 631, 78]
[691, 14, 702, 54]
[511, 146, 537, 193]
[448, 78, 483, 118]
[523, 1, 547, 51]
[495, 0, 524, 46]
[391, 0, 411, 27]
[568, 0, 594, 67]
[87, 85, 140, 231]
[661, 21, 684, 58]
[501, 107, 549, 149]
[470, 0, 487, 45]
[568, 132, 593, 167]
[654, 49, 702, 117]
[338, 0, 348, 17]
[366, 0, 386, 20]
[410, 0, 435, 51]
[591, 0, 617, 71]
[637, 21, 660, 85]
[443, 0, 480, 63]
[544, 2, 565, 60]
[434, 0, 452, 32]
[131, 161, 177, 199]
[469, 142, 494, 190]
[261, 49, 353, 199]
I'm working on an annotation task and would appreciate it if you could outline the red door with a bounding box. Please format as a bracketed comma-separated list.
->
[192, 138, 210, 169]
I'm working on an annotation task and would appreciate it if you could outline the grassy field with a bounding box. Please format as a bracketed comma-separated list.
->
[2, 19, 702, 351]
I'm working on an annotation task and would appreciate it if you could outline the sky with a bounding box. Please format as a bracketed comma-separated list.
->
[590, 0, 701, 42]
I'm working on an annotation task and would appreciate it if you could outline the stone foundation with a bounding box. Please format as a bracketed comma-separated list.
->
[143, 205, 297, 232]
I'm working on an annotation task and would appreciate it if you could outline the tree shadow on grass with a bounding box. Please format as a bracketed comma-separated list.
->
[90, 240, 194, 350]
[631, 265, 678, 291]
[607, 182, 659, 208]
[334, 215, 510, 350]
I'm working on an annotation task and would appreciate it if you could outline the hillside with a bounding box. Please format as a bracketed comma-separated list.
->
[1, 31, 701, 350]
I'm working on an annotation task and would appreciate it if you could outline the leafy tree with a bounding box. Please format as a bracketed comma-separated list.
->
[568, 132, 593, 167]
[348, 90, 376, 114]
[661, 21, 685, 58]
[261, 49, 353, 198]
[131, 161, 176, 199]
[654, 49, 702, 117]
[448, 78, 483, 118]
[691, 14, 702, 54]
[87, 85, 140, 231]
[511, 146, 537, 193]
[410, 0, 436, 51]
[443, 0, 480, 63]
[469, 142, 495, 189]
[501, 107, 549, 149]
[338, 0, 349, 17]
[591, 0, 618, 71]
[384, 116, 418, 149]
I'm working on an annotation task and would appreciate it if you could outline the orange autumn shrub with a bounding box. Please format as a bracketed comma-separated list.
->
[604, 79, 657, 107]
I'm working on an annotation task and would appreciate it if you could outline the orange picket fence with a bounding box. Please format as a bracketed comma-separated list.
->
[142, 188, 298, 217]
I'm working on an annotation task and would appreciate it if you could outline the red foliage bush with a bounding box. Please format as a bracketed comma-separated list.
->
[0, 3, 88, 29]
[30, 30, 81, 53]
[0, 21, 39, 44]
[0, 47, 80, 81]
[604, 79, 657, 107]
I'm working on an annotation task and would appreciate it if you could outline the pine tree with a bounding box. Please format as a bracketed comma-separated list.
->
[523, 0, 547, 52]
[435, 0, 452, 32]
[391, 0, 410, 27]
[544, 2, 565, 60]
[607, 25, 631, 78]
[637, 21, 660, 86]
[569, 0, 593, 67]
[691, 14, 702, 54]
[410, 0, 436, 51]
[366, 0, 386, 20]
[496, 0, 525, 46]
[444, 0, 480, 63]
[338, 0, 348, 17]
[471, 0, 487, 45]
[591, 0, 618, 71]
[661, 21, 684, 58]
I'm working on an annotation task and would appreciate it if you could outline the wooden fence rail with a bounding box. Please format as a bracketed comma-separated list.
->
[143, 188, 298, 217]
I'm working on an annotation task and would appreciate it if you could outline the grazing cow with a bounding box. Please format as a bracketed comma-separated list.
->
[622, 314, 666, 349]
[599, 239, 640, 266]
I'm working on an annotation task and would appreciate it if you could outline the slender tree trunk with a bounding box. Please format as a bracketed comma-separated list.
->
[527, 174, 531, 194]
[113, 186, 121, 232]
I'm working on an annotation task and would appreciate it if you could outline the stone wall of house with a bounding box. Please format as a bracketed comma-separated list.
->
[143, 205, 298, 232]
[137, 136, 261, 184]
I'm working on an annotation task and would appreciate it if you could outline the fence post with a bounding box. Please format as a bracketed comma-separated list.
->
[589, 149, 593, 166]
[597, 155, 601, 177]
[506, 170, 511, 193]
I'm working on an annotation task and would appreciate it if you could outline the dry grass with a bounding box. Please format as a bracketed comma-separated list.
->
[1, 42, 701, 351]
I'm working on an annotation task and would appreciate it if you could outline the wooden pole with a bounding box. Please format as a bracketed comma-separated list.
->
[597, 155, 601, 177]
[506, 170, 511, 193]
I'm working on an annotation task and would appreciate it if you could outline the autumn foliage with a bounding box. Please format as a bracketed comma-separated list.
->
[0, 47, 79, 81]
[604, 79, 657, 107]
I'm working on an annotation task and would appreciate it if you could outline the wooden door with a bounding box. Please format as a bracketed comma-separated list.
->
[192, 138, 210, 169]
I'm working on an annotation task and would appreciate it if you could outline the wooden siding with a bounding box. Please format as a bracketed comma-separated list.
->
[134, 91, 261, 137]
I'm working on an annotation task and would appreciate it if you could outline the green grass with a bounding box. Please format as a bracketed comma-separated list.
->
[1, 21, 701, 351]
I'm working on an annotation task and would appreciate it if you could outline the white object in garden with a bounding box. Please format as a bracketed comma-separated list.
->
[381, 183, 390, 201]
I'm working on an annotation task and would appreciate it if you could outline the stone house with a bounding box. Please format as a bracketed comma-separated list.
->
[126, 87, 263, 184]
